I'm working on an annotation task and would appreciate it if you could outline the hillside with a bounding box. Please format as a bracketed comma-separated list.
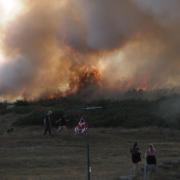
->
[1, 95, 180, 130]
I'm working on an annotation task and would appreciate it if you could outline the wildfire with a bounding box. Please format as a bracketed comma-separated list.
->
[69, 66, 102, 95]
[0, 0, 179, 101]
[78, 66, 101, 88]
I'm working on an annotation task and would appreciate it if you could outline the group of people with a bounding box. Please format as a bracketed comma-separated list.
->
[130, 142, 157, 178]
[44, 110, 157, 178]
[43, 110, 88, 136]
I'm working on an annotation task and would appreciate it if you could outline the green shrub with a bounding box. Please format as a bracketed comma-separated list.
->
[11, 97, 180, 129]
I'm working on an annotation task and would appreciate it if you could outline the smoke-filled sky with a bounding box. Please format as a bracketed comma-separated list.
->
[0, 0, 180, 100]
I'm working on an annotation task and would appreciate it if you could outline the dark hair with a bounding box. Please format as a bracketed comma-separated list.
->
[133, 142, 138, 148]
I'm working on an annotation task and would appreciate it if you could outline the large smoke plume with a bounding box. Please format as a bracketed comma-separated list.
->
[0, 0, 180, 100]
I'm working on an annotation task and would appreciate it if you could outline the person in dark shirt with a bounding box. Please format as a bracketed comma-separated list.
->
[130, 142, 141, 176]
[56, 115, 67, 133]
[43, 110, 53, 136]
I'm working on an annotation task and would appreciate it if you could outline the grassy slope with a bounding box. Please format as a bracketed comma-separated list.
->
[0, 124, 180, 180]
[5, 98, 179, 129]
[0, 97, 180, 179]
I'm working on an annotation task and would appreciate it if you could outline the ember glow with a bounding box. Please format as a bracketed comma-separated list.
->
[0, 0, 180, 101]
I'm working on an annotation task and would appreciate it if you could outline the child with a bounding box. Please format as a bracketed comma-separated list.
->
[74, 117, 88, 135]
[56, 115, 67, 133]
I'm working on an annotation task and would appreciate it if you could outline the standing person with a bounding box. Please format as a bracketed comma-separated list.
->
[43, 110, 53, 136]
[56, 114, 67, 133]
[144, 144, 157, 180]
[130, 142, 141, 176]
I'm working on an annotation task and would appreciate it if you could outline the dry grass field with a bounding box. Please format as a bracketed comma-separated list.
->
[0, 114, 180, 180]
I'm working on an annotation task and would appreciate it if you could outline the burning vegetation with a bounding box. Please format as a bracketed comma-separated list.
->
[69, 66, 102, 95]
[0, 0, 180, 101]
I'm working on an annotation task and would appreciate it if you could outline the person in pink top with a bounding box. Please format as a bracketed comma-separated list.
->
[74, 116, 88, 135]
[144, 144, 157, 179]
[145, 144, 157, 166]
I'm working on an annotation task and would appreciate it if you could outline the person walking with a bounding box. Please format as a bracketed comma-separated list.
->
[43, 110, 53, 136]
[130, 142, 141, 176]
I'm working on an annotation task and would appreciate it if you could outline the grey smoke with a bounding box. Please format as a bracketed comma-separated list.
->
[0, 55, 32, 94]
[158, 96, 180, 126]
[0, 0, 179, 100]
[76, 0, 154, 50]
[133, 0, 180, 27]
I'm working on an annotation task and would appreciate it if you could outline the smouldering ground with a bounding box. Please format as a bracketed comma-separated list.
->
[0, 126, 180, 180]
